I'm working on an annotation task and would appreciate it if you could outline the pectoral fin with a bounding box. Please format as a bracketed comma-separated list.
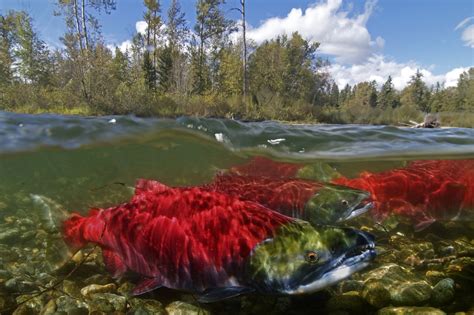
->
[132, 277, 163, 296]
[198, 286, 255, 303]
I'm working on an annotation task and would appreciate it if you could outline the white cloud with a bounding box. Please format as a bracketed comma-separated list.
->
[328, 55, 470, 90]
[107, 40, 132, 54]
[245, 0, 382, 63]
[455, 16, 474, 48]
[107, 21, 149, 53]
[136, 21, 148, 35]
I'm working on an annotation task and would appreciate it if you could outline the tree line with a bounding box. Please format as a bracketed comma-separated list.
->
[0, 0, 473, 126]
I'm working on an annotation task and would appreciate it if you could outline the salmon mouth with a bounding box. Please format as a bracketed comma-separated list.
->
[285, 230, 376, 295]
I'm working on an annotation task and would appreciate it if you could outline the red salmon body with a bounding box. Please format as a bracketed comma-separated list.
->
[63, 179, 291, 294]
[204, 174, 322, 219]
[231, 156, 302, 178]
[333, 160, 474, 226]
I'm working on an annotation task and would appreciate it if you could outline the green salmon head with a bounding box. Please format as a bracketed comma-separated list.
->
[246, 221, 375, 295]
[304, 184, 373, 225]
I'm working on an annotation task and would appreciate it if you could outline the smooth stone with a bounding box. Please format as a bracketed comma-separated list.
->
[425, 271, 446, 284]
[128, 298, 166, 315]
[0, 228, 21, 242]
[430, 278, 455, 306]
[87, 293, 126, 313]
[166, 301, 210, 315]
[117, 281, 135, 296]
[83, 274, 114, 285]
[339, 280, 364, 293]
[5, 278, 37, 293]
[438, 245, 456, 256]
[62, 280, 81, 298]
[377, 306, 446, 315]
[55, 296, 89, 315]
[362, 281, 391, 308]
[20, 231, 36, 241]
[392, 281, 432, 306]
[0, 269, 11, 279]
[13, 295, 44, 315]
[12, 304, 36, 315]
[80, 283, 116, 297]
[40, 299, 57, 315]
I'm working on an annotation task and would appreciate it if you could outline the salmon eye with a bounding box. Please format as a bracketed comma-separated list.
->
[341, 200, 349, 206]
[305, 251, 319, 263]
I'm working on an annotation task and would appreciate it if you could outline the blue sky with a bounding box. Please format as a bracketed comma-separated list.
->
[2, 0, 473, 89]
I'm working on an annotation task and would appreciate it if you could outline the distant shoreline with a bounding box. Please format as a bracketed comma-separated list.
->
[2, 108, 472, 129]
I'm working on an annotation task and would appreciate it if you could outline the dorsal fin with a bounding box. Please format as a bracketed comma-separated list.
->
[135, 179, 170, 196]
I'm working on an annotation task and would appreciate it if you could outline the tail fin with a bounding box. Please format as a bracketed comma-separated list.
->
[31, 194, 69, 232]
[30, 194, 81, 271]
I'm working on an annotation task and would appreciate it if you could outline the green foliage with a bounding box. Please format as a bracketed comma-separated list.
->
[401, 70, 431, 113]
[378, 76, 400, 109]
[1, 6, 473, 128]
[193, 0, 234, 94]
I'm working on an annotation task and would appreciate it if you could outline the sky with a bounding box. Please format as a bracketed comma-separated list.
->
[1, 0, 473, 89]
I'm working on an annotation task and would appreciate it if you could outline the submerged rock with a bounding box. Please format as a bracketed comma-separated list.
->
[55, 296, 89, 315]
[80, 283, 116, 297]
[5, 277, 37, 293]
[362, 281, 391, 308]
[62, 280, 81, 298]
[117, 281, 135, 296]
[128, 298, 166, 315]
[40, 299, 56, 315]
[339, 280, 364, 293]
[360, 264, 433, 306]
[391, 281, 432, 306]
[430, 278, 455, 306]
[0, 228, 21, 243]
[12, 294, 46, 315]
[377, 306, 446, 315]
[425, 271, 446, 284]
[87, 293, 127, 313]
[166, 301, 210, 315]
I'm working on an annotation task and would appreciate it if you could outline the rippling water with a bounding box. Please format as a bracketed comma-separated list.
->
[1, 111, 473, 314]
[1, 111, 474, 212]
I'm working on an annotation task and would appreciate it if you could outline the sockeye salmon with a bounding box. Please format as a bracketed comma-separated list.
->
[230, 157, 474, 229]
[61, 179, 375, 302]
[333, 159, 474, 229]
[203, 173, 373, 225]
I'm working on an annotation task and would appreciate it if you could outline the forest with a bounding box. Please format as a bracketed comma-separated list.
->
[1, 0, 473, 126]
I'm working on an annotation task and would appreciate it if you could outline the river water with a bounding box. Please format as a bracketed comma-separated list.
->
[0, 111, 473, 314]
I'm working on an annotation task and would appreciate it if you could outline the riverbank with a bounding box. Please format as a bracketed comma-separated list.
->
[2, 93, 473, 128]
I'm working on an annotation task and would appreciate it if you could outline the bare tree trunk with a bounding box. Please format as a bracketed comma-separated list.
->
[152, 11, 157, 69]
[73, 0, 89, 100]
[198, 25, 205, 93]
[73, 0, 84, 52]
[241, 0, 247, 99]
[81, 0, 89, 50]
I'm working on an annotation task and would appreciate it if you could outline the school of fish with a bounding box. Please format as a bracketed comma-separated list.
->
[53, 156, 473, 301]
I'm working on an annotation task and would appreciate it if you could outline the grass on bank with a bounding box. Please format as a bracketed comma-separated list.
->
[2, 84, 473, 128]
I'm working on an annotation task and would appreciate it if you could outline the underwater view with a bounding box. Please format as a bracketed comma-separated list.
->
[0, 111, 474, 314]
